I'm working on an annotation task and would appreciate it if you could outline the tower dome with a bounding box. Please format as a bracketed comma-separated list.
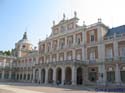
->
[15, 32, 32, 57]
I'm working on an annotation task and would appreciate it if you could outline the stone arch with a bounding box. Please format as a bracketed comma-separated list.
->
[35, 69, 39, 83]
[88, 67, 98, 82]
[11, 72, 15, 80]
[27, 74, 30, 80]
[0, 71, 2, 79]
[65, 67, 72, 85]
[106, 65, 115, 71]
[106, 66, 115, 83]
[120, 65, 125, 83]
[20, 74, 22, 80]
[4, 71, 9, 79]
[48, 68, 53, 83]
[77, 67, 83, 85]
[17, 74, 19, 80]
[56, 67, 62, 84]
[23, 74, 26, 80]
[41, 69, 45, 83]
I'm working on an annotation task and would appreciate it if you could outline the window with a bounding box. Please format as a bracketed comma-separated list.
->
[121, 71, 125, 83]
[68, 23, 74, 30]
[77, 36, 81, 45]
[107, 71, 115, 82]
[68, 36, 73, 47]
[88, 71, 97, 82]
[22, 45, 26, 49]
[61, 26, 65, 32]
[90, 35, 94, 42]
[68, 55, 71, 60]
[60, 39, 65, 49]
[54, 28, 59, 35]
[47, 43, 51, 52]
[77, 54, 81, 60]
[120, 47, 125, 56]
[90, 51, 95, 60]
[106, 48, 113, 58]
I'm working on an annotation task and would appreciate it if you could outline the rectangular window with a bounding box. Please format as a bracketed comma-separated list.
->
[90, 35, 94, 42]
[90, 51, 95, 60]
[120, 47, 125, 56]
[106, 48, 113, 58]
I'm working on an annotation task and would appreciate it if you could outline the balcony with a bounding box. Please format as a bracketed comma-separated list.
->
[86, 41, 98, 46]
[105, 57, 113, 62]
[105, 56, 125, 63]
[37, 59, 86, 66]
[119, 56, 125, 62]
[104, 33, 125, 41]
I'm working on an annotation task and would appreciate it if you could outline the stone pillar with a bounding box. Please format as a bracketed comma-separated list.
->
[38, 68, 41, 83]
[65, 37, 67, 48]
[73, 50, 75, 60]
[72, 65, 76, 85]
[30, 73, 32, 81]
[2, 70, 5, 80]
[82, 47, 85, 61]
[50, 55, 52, 62]
[57, 39, 60, 50]
[98, 64, 106, 85]
[64, 52, 67, 61]
[32, 69, 35, 83]
[115, 64, 121, 85]
[113, 41, 119, 61]
[22, 73, 24, 81]
[50, 41, 52, 51]
[57, 53, 59, 62]
[45, 68, 48, 84]
[98, 44, 105, 62]
[26, 72, 28, 81]
[83, 67, 88, 84]
[53, 68, 56, 84]
[98, 64, 102, 83]
[102, 64, 106, 85]
[45, 43, 47, 53]
[61, 67, 65, 85]
[73, 34, 76, 46]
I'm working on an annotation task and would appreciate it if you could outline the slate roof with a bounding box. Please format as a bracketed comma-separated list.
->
[106, 25, 125, 36]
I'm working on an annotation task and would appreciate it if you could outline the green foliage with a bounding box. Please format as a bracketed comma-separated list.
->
[0, 50, 12, 56]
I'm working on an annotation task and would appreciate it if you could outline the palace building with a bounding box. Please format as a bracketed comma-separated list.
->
[0, 12, 125, 86]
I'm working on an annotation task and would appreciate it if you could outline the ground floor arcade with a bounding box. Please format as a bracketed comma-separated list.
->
[32, 61, 86, 85]
[0, 62, 125, 86]
[32, 62, 125, 86]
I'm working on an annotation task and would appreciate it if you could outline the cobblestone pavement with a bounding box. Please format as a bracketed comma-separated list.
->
[0, 82, 124, 93]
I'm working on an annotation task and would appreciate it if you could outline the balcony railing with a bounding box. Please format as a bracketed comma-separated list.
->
[104, 33, 125, 41]
[105, 56, 125, 63]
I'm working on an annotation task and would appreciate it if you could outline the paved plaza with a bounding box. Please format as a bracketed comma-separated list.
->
[0, 82, 125, 93]
[0, 82, 97, 93]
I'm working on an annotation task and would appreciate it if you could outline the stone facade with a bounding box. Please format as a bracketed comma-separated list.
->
[0, 12, 125, 86]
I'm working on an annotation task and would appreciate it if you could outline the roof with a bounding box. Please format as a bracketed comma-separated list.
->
[106, 25, 125, 36]
[18, 39, 30, 44]
[17, 32, 31, 44]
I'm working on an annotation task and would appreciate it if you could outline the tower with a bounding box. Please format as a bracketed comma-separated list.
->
[14, 32, 32, 57]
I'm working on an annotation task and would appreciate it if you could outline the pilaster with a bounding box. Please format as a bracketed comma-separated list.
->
[61, 67, 65, 85]
[53, 68, 56, 84]
[45, 68, 48, 84]
[115, 64, 121, 85]
[72, 65, 76, 85]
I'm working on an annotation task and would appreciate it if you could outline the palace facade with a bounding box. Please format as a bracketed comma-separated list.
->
[0, 12, 125, 86]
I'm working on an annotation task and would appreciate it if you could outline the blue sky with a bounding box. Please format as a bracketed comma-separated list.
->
[0, 0, 125, 51]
